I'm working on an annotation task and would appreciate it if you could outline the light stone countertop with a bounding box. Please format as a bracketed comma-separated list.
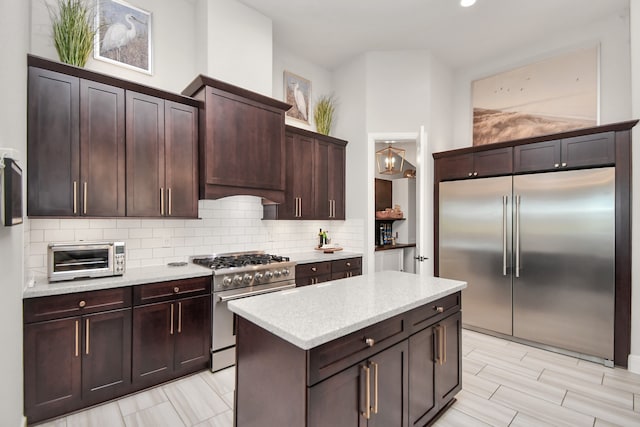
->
[228, 271, 466, 350]
[284, 250, 363, 264]
[23, 264, 213, 299]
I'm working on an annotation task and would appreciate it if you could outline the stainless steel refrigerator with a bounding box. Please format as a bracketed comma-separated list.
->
[439, 168, 615, 361]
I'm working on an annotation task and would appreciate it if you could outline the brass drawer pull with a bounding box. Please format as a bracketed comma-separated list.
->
[174, 287, 180, 293]
[365, 337, 375, 347]
[435, 306, 444, 313]
[346, 262, 351, 267]
[311, 267, 317, 272]
[79, 300, 86, 308]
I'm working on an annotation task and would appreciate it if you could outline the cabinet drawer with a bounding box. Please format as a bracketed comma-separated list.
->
[296, 262, 331, 279]
[297, 274, 332, 287]
[133, 277, 211, 305]
[24, 287, 132, 323]
[408, 292, 461, 333]
[331, 257, 362, 274]
[308, 312, 408, 385]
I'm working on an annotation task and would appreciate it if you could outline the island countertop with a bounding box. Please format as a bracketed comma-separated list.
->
[228, 271, 466, 350]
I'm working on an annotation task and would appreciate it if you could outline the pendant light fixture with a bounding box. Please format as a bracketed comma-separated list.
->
[376, 143, 405, 175]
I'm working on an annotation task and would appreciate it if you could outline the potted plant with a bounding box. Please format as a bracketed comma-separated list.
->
[314, 94, 337, 136]
[48, 0, 96, 67]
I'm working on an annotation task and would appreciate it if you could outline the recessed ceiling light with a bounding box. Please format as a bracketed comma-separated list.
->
[460, 0, 476, 7]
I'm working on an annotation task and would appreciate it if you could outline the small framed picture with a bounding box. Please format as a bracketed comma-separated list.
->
[284, 71, 311, 124]
[94, 0, 152, 74]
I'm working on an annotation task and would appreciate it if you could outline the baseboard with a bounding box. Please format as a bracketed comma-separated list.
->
[21, 415, 27, 427]
[628, 353, 640, 374]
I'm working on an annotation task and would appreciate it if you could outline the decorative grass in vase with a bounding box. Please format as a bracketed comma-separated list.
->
[48, 0, 96, 67]
[314, 94, 337, 136]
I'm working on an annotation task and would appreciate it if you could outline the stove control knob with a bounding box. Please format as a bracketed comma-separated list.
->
[232, 275, 243, 285]
[264, 271, 274, 280]
[281, 268, 290, 276]
[254, 272, 263, 282]
[222, 277, 232, 288]
[273, 270, 282, 278]
[243, 274, 252, 284]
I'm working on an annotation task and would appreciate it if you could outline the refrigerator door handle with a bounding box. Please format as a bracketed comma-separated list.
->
[515, 194, 521, 278]
[503, 196, 508, 276]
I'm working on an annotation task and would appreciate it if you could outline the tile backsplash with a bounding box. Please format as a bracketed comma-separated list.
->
[26, 196, 364, 279]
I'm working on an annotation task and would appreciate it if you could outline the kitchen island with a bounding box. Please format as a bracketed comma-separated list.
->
[228, 271, 466, 427]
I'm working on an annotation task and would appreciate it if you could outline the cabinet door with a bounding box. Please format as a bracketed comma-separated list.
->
[165, 101, 198, 218]
[368, 340, 409, 427]
[307, 362, 366, 427]
[82, 308, 132, 404]
[24, 317, 82, 423]
[132, 302, 174, 387]
[562, 131, 615, 168]
[314, 140, 331, 219]
[173, 295, 211, 374]
[126, 91, 165, 217]
[474, 147, 513, 177]
[435, 153, 474, 181]
[408, 326, 437, 426]
[328, 142, 346, 219]
[292, 133, 316, 218]
[434, 312, 462, 406]
[80, 80, 125, 216]
[27, 67, 80, 216]
[513, 140, 561, 172]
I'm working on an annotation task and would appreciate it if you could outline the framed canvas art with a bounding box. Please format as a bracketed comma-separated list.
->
[284, 71, 311, 124]
[94, 0, 152, 74]
[472, 46, 598, 146]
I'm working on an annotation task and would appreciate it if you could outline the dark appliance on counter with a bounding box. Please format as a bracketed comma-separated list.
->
[191, 251, 296, 372]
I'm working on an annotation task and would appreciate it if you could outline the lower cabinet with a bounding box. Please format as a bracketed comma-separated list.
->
[132, 280, 211, 389]
[308, 340, 409, 427]
[235, 291, 461, 427]
[297, 256, 362, 286]
[23, 289, 132, 424]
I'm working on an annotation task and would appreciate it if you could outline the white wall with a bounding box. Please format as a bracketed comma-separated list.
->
[629, 0, 640, 374]
[450, 10, 631, 151]
[31, 0, 198, 93]
[0, 0, 29, 425]
[273, 44, 333, 132]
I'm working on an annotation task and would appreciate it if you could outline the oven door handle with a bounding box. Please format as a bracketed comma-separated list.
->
[217, 283, 296, 302]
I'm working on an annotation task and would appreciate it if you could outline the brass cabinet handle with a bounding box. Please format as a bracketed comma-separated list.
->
[365, 337, 375, 347]
[75, 320, 79, 357]
[168, 188, 172, 216]
[311, 267, 317, 272]
[435, 306, 444, 313]
[160, 187, 165, 216]
[468, 172, 473, 177]
[346, 262, 351, 267]
[443, 324, 447, 364]
[83, 182, 88, 214]
[562, 162, 567, 167]
[73, 181, 78, 214]
[79, 300, 86, 308]
[178, 302, 182, 333]
[473, 172, 478, 176]
[370, 361, 379, 414]
[85, 318, 90, 355]
[554, 163, 560, 168]
[361, 364, 371, 419]
[174, 287, 180, 293]
[170, 303, 174, 335]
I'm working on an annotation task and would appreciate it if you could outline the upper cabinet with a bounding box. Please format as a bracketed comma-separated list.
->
[27, 55, 199, 218]
[262, 126, 348, 220]
[183, 76, 291, 203]
[514, 131, 615, 173]
[28, 67, 125, 217]
[435, 147, 513, 181]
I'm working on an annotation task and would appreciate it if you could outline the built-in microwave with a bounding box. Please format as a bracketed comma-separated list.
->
[48, 242, 126, 282]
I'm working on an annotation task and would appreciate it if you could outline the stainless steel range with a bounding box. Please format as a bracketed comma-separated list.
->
[191, 251, 296, 372]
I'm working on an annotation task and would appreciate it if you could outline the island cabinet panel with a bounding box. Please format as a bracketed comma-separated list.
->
[234, 291, 462, 427]
[132, 278, 211, 390]
[23, 288, 133, 424]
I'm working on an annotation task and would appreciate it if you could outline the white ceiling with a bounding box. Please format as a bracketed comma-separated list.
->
[236, 0, 628, 70]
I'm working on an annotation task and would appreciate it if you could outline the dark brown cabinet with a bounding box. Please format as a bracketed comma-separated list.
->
[23, 288, 132, 424]
[308, 340, 409, 427]
[235, 291, 461, 427]
[514, 131, 615, 173]
[132, 277, 211, 389]
[436, 147, 513, 181]
[296, 256, 362, 286]
[263, 126, 348, 220]
[183, 76, 290, 202]
[28, 67, 125, 216]
[126, 92, 198, 218]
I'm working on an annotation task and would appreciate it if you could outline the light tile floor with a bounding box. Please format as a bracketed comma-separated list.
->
[36, 329, 640, 426]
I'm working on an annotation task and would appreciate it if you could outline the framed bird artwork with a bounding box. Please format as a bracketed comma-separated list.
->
[94, 0, 152, 74]
[284, 71, 311, 125]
